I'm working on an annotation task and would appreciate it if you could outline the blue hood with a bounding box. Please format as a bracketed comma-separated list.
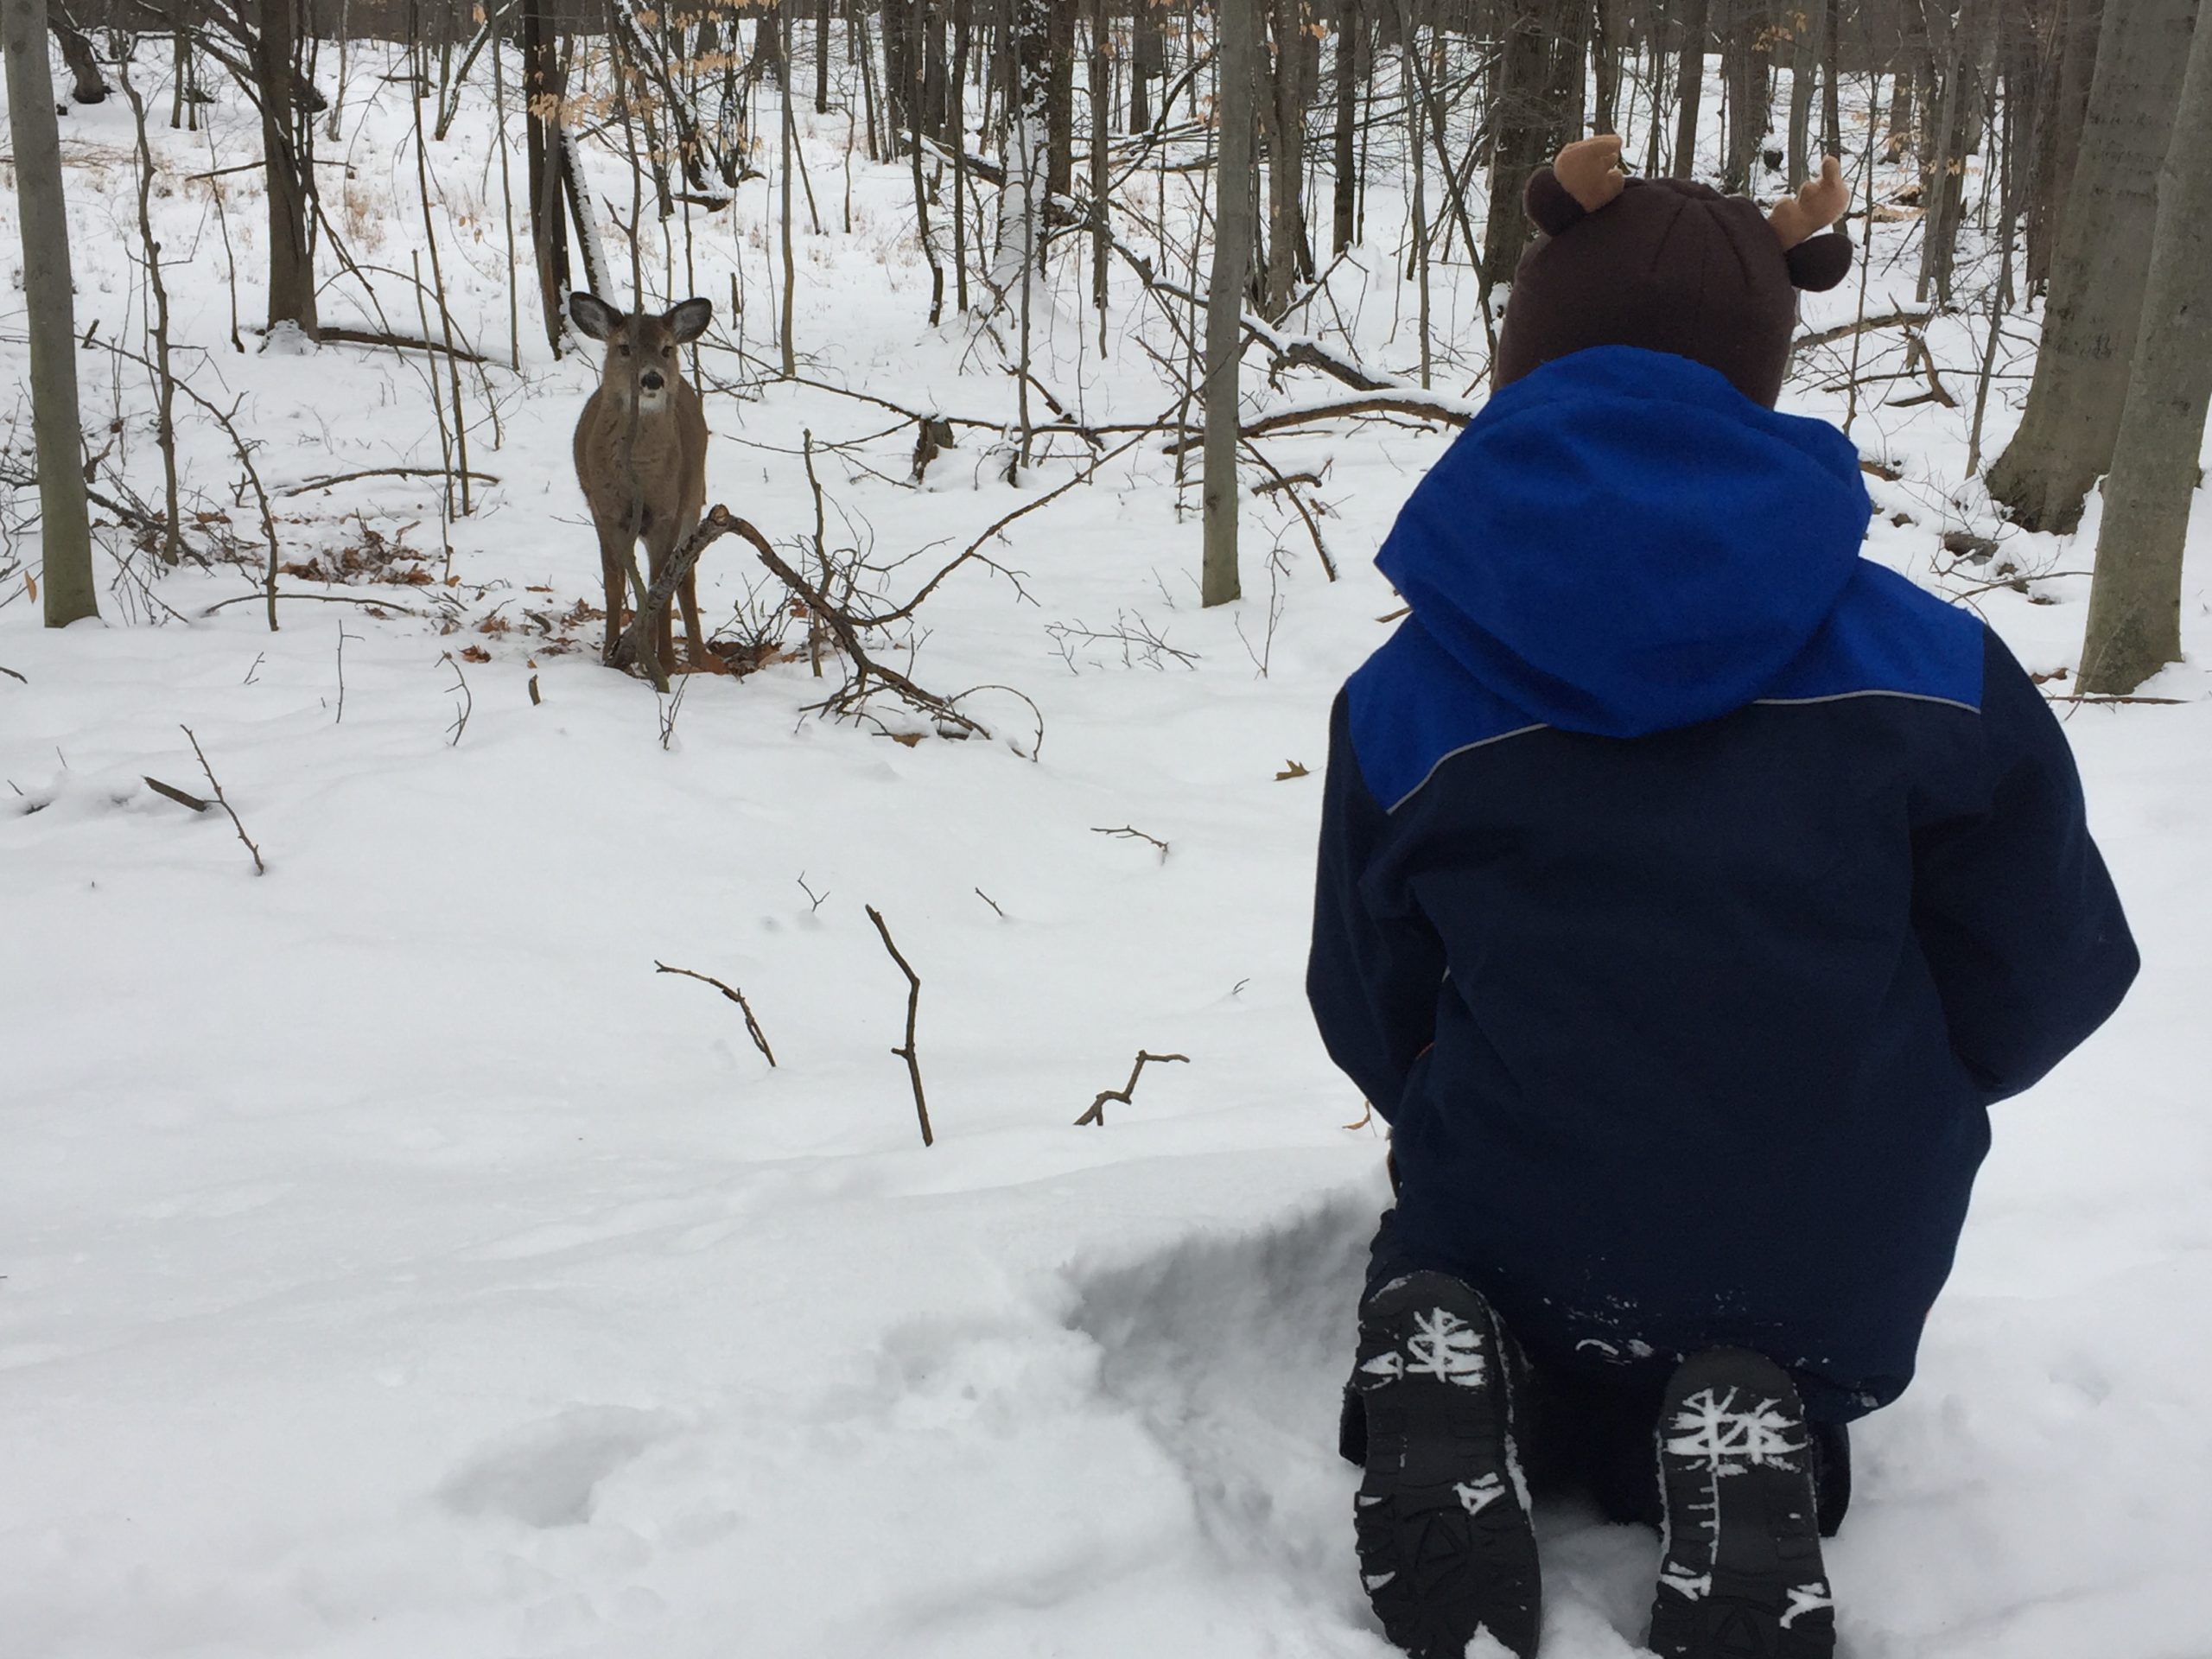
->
[1376, 346, 1872, 738]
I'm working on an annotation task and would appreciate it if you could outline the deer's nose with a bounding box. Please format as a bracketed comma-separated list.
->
[641, 371, 666, 392]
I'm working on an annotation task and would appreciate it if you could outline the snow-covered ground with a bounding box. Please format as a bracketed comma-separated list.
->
[5, 39, 2211, 1659]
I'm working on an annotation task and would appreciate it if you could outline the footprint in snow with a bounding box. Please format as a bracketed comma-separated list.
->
[435, 1404, 680, 1529]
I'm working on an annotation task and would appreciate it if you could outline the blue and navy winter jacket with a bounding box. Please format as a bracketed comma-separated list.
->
[1307, 347, 2137, 1420]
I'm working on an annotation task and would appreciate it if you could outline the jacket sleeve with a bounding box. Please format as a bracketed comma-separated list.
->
[1912, 629, 2139, 1103]
[1307, 690, 1448, 1122]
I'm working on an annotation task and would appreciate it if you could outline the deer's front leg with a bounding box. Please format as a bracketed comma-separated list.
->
[598, 526, 629, 665]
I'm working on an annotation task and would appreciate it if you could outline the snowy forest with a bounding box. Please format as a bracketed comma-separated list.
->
[3, 0, 2208, 1654]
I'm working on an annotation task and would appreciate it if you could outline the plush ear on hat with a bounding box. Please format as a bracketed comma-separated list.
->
[1524, 134, 1628, 235]
[1770, 156, 1853, 293]
[1785, 231, 1854, 292]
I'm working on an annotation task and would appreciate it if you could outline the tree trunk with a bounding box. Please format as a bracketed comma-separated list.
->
[1090, 0, 1110, 320]
[1333, 0, 1361, 251]
[2025, 0, 2101, 291]
[4, 0, 97, 626]
[256, 0, 318, 337]
[1045, 0, 1075, 201]
[1986, 0, 2199, 532]
[1721, 0, 1767, 191]
[1261, 0, 1313, 316]
[522, 0, 569, 351]
[1592, 0, 1621, 133]
[815, 0, 830, 113]
[1819, 0, 1840, 158]
[1672, 0, 1710, 175]
[48, 0, 103, 102]
[993, 0, 1051, 285]
[1551, 0, 1590, 142]
[1486, 0, 1557, 282]
[2076, 4, 2212, 693]
[1786, 0, 1814, 183]
[1131, 0, 1162, 131]
[1204, 0, 1261, 608]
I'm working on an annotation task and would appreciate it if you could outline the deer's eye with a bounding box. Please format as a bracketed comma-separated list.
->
[661, 345, 673, 357]
[619, 344, 632, 357]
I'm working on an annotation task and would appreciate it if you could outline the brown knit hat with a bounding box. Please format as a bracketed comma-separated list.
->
[1492, 136, 1854, 409]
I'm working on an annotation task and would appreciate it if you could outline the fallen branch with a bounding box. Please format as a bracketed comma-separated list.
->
[654, 961, 777, 1066]
[740, 518, 994, 743]
[0, 664, 23, 684]
[1794, 308, 1930, 354]
[2047, 692, 2188, 707]
[143, 775, 209, 811]
[200, 590, 428, 618]
[864, 905, 933, 1147]
[612, 509, 743, 691]
[1074, 1051, 1190, 1127]
[278, 466, 501, 498]
[1242, 440, 1339, 581]
[179, 725, 264, 874]
[1093, 824, 1169, 861]
[314, 324, 491, 365]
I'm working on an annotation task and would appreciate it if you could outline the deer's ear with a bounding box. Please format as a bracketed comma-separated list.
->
[665, 297, 713, 343]
[569, 292, 622, 340]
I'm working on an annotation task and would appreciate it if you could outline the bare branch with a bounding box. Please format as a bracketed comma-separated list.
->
[864, 905, 933, 1148]
[1092, 824, 1169, 861]
[179, 725, 264, 875]
[654, 961, 777, 1067]
[1074, 1051, 1190, 1128]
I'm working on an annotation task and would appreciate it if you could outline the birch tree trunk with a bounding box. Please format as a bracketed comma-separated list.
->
[3, 0, 97, 626]
[1986, 0, 2198, 531]
[2077, 7, 2212, 693]
[1203, 0, 1260, 609]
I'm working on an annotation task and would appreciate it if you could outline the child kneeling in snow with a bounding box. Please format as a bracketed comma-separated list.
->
[1306, 137, 2137, 1659]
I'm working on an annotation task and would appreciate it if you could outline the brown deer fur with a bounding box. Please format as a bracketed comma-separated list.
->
[569, 292, 713, 674]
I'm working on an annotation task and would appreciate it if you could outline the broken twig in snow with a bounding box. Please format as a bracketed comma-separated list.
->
[1093, 824, 1170, 862]
[179, 725, 264, 874]
[1075, 1051, 1190, 1127]
[865, 904, 933, 1148]
[143, 775, 210, 812]
[654, 961, 777, 1067]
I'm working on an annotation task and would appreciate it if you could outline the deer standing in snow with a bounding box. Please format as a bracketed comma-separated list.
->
[569, 292, 713, 675]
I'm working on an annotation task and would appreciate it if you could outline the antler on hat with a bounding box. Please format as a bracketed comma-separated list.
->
[1769, 156, 1849, 250]
[1554, 135, 1627, 214]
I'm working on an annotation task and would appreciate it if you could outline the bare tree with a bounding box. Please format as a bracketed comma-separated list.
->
[2076, 5, 2212, 694]
[3, 0, 97, 626]
[1986, 0, 2198, 532]
[1205, 0, 1262, 608]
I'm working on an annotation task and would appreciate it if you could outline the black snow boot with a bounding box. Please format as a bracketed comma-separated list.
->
[1648, 1350, 1836, 1659]
[1351, 1271, 1541, 1659]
